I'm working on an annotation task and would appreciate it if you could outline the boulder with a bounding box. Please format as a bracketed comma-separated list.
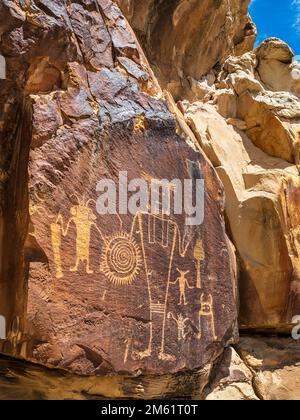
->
[256, 38, 300, 98]
[0, 0, 237, 381]
[237, 336, 300, 400]
[216, 45, 300, 164]
[204, 336, 300, 400]
[204, 347, 259, 400]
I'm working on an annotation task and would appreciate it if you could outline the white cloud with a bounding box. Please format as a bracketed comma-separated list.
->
[292, 0, 300, 32]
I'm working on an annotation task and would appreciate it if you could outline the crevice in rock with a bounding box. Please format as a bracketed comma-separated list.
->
[0, 96, 32, 354]
[233, 343, 264, 400]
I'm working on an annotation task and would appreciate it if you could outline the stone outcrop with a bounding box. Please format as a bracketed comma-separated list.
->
[116, 0, 256, 99]
[183, 39, 300, 331]
[236, 336, 300, 400]
[216, 43, 300, 163]
[0, 0, 300, 401]
[0, 0, 237, 386]
[1, 335, 299, 400]
[204, 346, 259, 400]
[204, 336, 300, 400]
[256, 38, 300, 98]
[0, 354, 211, 399]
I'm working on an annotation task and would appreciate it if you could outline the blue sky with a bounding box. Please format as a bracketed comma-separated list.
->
[250, 0, 300, 55]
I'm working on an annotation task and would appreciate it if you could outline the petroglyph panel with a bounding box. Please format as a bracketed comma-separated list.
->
[27, 124, 238, 375]
[0, 0, 238, 376]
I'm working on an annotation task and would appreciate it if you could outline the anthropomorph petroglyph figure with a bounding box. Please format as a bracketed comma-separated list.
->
[51, 195, 105, 278]
[168, 312, 190, 342]
[130, 200, 200, 363]
[131, 212, 181, 363]
[29, 196, 55, 242]
[170, 269, 193, 305]
[198, 293, 217, 341]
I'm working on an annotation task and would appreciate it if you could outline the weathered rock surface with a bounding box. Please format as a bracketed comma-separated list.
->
[256, 38, 300, 98]
[236, 336, 300, 400]
[1, 336, 299, 400]
[204, 346, 259, 400]
[116, 0, 256, 99]
[0, 354, 211, 399]
[203, 336, 300, 400]
[1, 0, 300, 402]
[0, 0, 237, 386]
[183, 39, 300, 331]
[216, 42, 300, 163]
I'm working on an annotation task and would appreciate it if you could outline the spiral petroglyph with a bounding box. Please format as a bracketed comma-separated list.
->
[101, 232, 142, 285]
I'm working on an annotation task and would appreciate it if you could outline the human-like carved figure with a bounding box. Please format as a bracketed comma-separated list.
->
[132, 212, 179, 362]
[170, 269, 193, 305]
[51, 195, 105, 277]
[168, 312, 190, 342]
[198, 293, 217, 341]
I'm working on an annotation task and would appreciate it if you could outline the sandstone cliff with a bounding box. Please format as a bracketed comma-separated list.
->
[117, 0, 256, 99]
[0, 0, 299, 400]
[184, 42, 300, 331]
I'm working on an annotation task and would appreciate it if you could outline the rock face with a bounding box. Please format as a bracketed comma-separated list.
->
[236, 336, 300, 400]
[116, 0, 256, 99]
[0, 354, 211, 399]
[256, 38, 300, 98]
[184, 39, 300, 331]
[204, 346, 259, 400]
[0, 0, 237, 382]
[204, 336, 300, 400]
[0, 0, 300, 401]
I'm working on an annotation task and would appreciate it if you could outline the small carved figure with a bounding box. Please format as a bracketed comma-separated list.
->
[168, 312, 190, 342]
[170, 269, 193, 305]
[198, 293, 217, 341]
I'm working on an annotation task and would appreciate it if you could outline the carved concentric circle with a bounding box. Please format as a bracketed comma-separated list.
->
[101, 232, 142, 285]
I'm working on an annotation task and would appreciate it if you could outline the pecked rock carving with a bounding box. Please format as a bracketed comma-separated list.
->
[0, 0, 237, 381]
[0, 0, 300, 401]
